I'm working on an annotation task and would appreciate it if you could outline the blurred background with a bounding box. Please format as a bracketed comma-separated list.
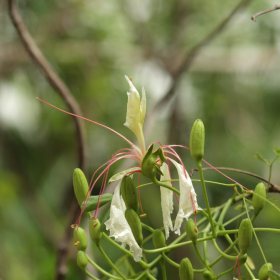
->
[0, 0, 280, 279]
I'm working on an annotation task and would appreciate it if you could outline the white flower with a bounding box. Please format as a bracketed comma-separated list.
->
[124, 76, 146, 155]
[104, 180, 143, 262]
[160, 159, 200, 236]
[160, 163, 174, 239]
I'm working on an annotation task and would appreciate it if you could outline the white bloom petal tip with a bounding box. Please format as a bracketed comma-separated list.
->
[104, 181, 143, 262]
[169, 159, 201, 235]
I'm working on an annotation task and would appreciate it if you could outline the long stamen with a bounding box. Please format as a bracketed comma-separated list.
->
[36, 97, 140, 152]
[168, 144, 248, 190]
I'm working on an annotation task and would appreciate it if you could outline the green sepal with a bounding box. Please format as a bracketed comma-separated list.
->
[141, 144, 167, 181]
[99, 205, 111, 232]
[252, 182, 266, 216]
[190, 119, 205, 166]
[259, 263, 273, 280]
[152, 229, 166, 249]
[238, 218, 252, 255]
[73, 168, 89, 205]
[179, 258, 194, 280]
[81, 193, 113, 212]
[74, 227, 88, 251]
[77, 250, 88, 271]
[125, 208, 143, 246]
[121, 176, 139, 212]
[185, 218, 198, 244]
[268, 270, 280, 280]
[89, 218, 102, 246]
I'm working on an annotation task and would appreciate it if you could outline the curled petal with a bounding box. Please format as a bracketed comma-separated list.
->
[124, 76, 146, 153]
[160, 163, 174, 239]
[169, 159, 201, 235]
[104, 181, 142, 262]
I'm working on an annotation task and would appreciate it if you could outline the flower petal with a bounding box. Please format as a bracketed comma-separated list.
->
[104, 181, 143, 262]
[169, 159, 200, 235]
[160, 162, 174, 239]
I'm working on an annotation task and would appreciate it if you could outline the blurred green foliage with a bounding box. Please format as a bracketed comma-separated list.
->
[1, 0, 280, 279]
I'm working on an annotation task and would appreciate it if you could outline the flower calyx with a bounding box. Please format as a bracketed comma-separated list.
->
[141, 143, 167, 181]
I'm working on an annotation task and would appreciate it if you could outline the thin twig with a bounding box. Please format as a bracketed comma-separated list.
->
[189, 166, 280, 193]
[7, 1, 87, 279]
[251, 5, 280, 21]
[148, 0, 252, 118]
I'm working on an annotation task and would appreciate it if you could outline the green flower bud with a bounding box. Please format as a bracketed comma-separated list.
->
[152, 229, 166, 249]
[190, 119, 205, 166]
[74, 227, 87, 251]
[141, 144, 167, 181]
[77, 250, 88, 271]
[259, 263, 273, 280]
[89, 218, 102, 246]
[73, 168, 89, 205]
[179, 258, 194, 280]
[252, 182, 266, 216]
[238, 218, 252, 254]
[125, 208, 143, 246]
[203, 271, 213, 280]
[81, 194, 113, 212]
[185, 218, 198, 244]
[238, 254, 247, 266]
[121, 176, 139, 212]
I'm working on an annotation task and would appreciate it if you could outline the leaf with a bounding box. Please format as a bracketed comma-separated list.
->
[108, 167, 141, 183]
[268, 197, 279, 202]
[80, 193, 113, 212]
[273, 146, 280, 157]
[255, 153, 269, 164]
[268, 270, 280, 280]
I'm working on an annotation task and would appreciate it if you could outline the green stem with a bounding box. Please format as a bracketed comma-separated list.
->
[197, 163, 216, 238]
[87, 254, 122, 279]
[85, 269, 100, 280]
[147, 272, 157, 280]
[202, 232, 209, 265]
[212, 239, 237, 260]
[154, 179, 180, 195]
[193, 243, 215, 276]
[242, 194, 268, 264]
[210, 239, 238, 267]
[98, 245, 126, 280]
[160, 258, 167, 280]
[102, 233, 148, 269]
[141, 222, 154, 233]
[216, 266, 234, 278]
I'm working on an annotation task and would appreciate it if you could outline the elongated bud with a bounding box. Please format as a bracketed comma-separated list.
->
[121, 176, 139, 212]
[258, 263, 273, 280]
[81, 194, 113, 212]
[185, 218, 198, 244]
[74, 227, 88, 251]
[89, 218, 102, 246]
[203, 271, 213, 280]
[125, 208, 143, 246]
[252, 182, 266, 216]
[238, 218, 252, 254]
[73, 168, 89, 205]
[179, 258, 194, 280]
[141, 144, 167, 181]
[190, 119, 205, 166]
[238, 253, 247, 266]
[152, 229, 166, 249]
[77, 250, 88, 271]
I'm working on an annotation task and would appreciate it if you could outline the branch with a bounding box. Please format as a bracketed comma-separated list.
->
[7, 1, 87, 279]
[149, 0, 252, 117]
[189, 166, 280, 193]
[251, 5, 280, 21]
